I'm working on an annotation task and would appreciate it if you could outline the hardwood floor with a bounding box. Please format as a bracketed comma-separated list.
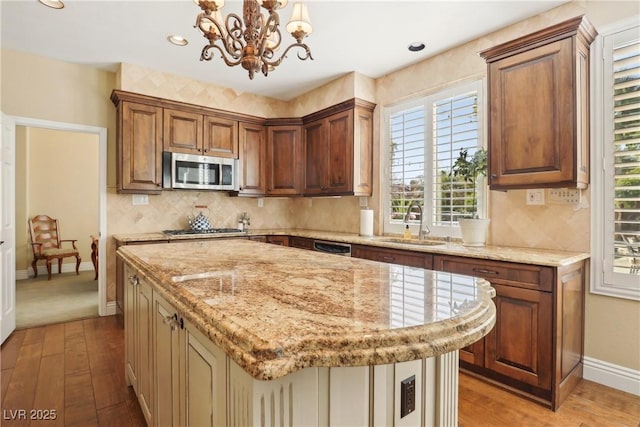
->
[1, 316, 145, 427]
[1, 316, 639, 426]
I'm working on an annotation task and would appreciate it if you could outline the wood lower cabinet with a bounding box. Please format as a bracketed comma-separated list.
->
[123, 265, 154, 425]
[289, 236, 314, 250]
[238, 122, 266, 196]
[480, 16, 596, 190]
[115, 100, 164, 194]
[266, 125, 303, 196]
[351, 245, 432, 269]
[267, 235, 289, 246]
[152, 291, 227, 427]
[303, 100, 374, 196]
[433, 254, 585, 410]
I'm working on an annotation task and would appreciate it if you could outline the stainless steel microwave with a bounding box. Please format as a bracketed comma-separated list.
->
[162, 152, 238, 191]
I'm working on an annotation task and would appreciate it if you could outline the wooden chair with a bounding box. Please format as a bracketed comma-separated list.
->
[28, 214, 81, 280]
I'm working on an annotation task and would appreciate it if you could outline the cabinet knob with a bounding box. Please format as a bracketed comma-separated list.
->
[490, 174, 497, 179]
[127, 275, 139, 286]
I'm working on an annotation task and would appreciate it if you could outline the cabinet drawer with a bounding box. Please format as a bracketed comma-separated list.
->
[433, 255, 554, 292]
[352, 245, 432, 269]
[289, 236, 314, 250]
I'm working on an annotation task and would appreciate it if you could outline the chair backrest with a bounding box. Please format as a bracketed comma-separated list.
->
[29, 215, 62, 254]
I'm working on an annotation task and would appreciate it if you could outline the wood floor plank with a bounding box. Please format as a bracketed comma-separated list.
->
[96, 402, 135, 427]
[0, 329, 26, 371]
[64, 321, 89, 375]
[42, 323, 65, 357]
[30, 353, 65, 427]
[64, 370, 98, 427]
[1, 368, 14, 403]
[0, 341, 43, 427]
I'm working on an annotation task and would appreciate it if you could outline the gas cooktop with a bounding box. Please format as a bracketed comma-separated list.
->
[163, 228, 244, 235]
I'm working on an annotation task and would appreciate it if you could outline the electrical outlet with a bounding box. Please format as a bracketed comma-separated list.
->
[400, 375, 416, 418]
[131, 194, 148, 206]
[526, 189, 545, 205]
[257, 198, 264, 208]
[549, 188, 581, 204]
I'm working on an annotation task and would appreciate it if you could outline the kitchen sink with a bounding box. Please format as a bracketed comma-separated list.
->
[379, 237, 446, 246]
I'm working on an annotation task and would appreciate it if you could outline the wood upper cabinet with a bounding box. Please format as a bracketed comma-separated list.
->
[204, 115, 238, 158]
[266, 125, 303, 196]
[480, 16, 596, 190]
[163, 108, 203, 154]
[164, 109, 238, 158]
[115, 100, 164, 194]
[238, 122, 266, 196]
[303, 100, 374, 196]
[433, 254, 586, 410]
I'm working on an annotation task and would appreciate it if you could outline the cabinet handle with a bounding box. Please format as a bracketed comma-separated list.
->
[490, 174, 497, 179]
[473, 268, 499, 275]
[128, 275, 139, 286]
[381, 256, 396, 262]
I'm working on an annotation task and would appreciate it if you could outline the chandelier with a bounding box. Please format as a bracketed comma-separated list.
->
[193, 0, 313, 79]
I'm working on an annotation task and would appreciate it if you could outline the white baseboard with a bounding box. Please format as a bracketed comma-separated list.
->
[583, 356, 640, 396]
[17, 261, 95, 280]
[103, 301, 117, 316]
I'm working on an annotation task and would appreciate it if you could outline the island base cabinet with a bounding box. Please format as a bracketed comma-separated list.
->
[152, 291, 227, 427]
[123, 265, 154, 426]
[228, 351, 459, 427]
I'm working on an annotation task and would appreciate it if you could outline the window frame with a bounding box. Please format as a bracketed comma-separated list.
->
[382, 79, 486, 238]
[591, 16, 640, 301]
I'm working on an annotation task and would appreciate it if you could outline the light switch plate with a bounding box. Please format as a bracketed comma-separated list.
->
[548, 188, 581, 204]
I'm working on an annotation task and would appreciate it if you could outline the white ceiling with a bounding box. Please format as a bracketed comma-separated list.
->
[1, 0, 569, 101]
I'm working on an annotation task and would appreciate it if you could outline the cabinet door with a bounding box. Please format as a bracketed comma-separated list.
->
[163, 108, 203, 155]
[137, 278, 154, 426]
[303, 119, 326, 194]
[238, 122, 266, 195]
[267, 235, 289, 246]
[153, 293, 180, 427]
[124, 265, 138, 389]
[289, 236, 314, 250]
[459, 341, 485, 366]
[488, 38, 579, 189]
[267, 125, 302, 195]
[326, 110, 354, 194]
[119, 102, 163, 193]
[204, 116, 238, 158]
[485, 284, 552, 389]
[180, 319, 227, 427]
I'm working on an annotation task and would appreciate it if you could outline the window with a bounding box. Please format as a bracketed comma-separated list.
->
[384, 80, 484, 237]
[592, 19, 640, 300]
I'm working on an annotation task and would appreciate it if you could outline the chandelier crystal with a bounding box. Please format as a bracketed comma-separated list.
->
[194, 0, 313, 79]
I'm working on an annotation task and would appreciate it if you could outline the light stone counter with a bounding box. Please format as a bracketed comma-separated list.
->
[114, 228, 590, 267]
[117, 239, 495, 381]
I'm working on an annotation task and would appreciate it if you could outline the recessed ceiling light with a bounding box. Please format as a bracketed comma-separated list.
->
[168, 35, 189, 46]
[38, 0, 64, 9]
[408, 42, 425, 52]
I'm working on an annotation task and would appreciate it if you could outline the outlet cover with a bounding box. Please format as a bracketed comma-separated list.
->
[526, 189, 545, 205]
[548, 188, 581, 204]
[132, 194, 148, 206]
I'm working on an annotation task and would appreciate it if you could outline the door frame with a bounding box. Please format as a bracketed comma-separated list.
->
[12, 116, 108, 316]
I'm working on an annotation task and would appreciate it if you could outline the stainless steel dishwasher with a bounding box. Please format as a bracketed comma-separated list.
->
[312, 240, 352, 257]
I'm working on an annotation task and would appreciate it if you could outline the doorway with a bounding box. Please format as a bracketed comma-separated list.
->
[11, 117, 107, 331]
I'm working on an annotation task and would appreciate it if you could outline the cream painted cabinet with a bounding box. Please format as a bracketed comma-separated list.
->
[152, 291, 227, 427]
[123, 265, 154, 426]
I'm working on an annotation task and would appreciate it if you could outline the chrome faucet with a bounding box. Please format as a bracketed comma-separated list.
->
[404, 201, 430, 240]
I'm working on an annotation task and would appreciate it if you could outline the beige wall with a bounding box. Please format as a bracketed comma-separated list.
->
[2, 0, 639, 372]
[15, 127, 99, 274]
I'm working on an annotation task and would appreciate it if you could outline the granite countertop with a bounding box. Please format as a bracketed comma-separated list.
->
[114, 229, 590, 267]
[117, 240, 496, 380]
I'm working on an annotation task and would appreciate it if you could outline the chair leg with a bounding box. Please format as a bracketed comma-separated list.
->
[46, 260, 52, 280]
[58, 258, 63, 275]
[75, 255, 81, 275]
[32, 260, 38, 278]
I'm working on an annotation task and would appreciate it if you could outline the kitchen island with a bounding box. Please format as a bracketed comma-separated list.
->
[118, 239, 496, 427]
